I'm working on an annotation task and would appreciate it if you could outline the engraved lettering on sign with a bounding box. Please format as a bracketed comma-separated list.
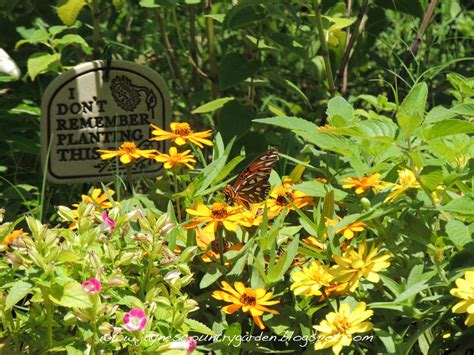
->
[41, 60, 171, 183]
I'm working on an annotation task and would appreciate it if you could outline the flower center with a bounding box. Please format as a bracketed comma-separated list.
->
[276, 192, 292, 206]
[211, 203, 229, 219]
[173, 123, 192, 136]
[121, 142, 137, 154]
[130, 316, 142, 327]
[210, 238, 229, 253]
[334, 317, 350, 334]
[240, 290, 257, 306]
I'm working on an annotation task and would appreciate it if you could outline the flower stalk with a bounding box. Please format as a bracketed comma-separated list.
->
[312, 0, 336, 97]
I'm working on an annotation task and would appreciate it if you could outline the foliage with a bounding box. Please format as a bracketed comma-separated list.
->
[0, 0, 473, 353]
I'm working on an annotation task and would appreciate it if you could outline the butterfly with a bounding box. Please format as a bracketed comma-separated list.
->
[223, 149, 279, 210]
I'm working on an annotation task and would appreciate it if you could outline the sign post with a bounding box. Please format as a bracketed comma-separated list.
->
[41, 60, 171, 183]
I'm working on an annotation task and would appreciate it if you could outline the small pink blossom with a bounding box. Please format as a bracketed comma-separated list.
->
[169, 336, 197, 353]
[82, 278, 102, 293]
[123, 308, 147, 331]
[101, 210, 116, 231]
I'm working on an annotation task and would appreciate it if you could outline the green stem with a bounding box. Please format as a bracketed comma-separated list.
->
[91, 0, 101, 59]
[205, 0, 219, 99]
[126, 165, 136, 196]
[172, 173, 182, 222]
[217, 227, 225, 267]
[90, 294, 99, 353]
[41, 288, 53, 349]
[312, 0, 336, 97]
[321, 288, 336, 313]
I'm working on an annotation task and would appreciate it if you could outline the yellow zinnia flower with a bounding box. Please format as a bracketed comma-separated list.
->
[154, 147, 196, 169]
[195, 228, 243, 263]
[150, 122, 213, 148]
[212, 281, 280, 330]
[331, 241, 392, 292]
[97, 141, 157, 165]
[186, 202, 247, 233]
[314, 302, 374, 355]
[266, 178, 313, 217]
[2, 228, 28, 247]
[384, 168, 421, 203]
[450, 270, 474, 327]
[341, 173, 383, 195]
[80, 188, 116, 209]
[325, 217, 367, 240]
[290, 261, 334, 297]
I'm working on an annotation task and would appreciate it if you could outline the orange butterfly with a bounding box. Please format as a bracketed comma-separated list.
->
[223, 149, 279, 209]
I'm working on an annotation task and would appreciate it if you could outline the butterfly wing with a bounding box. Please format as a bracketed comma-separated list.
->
[226, 149, 278, 208]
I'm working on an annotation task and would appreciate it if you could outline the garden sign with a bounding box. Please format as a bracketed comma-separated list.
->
[40, 60, 171, 184]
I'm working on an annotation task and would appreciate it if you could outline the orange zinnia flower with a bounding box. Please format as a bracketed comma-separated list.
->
[186, 203, 247, 232]
[325, 217, 367, 240]
[341, 173, 383, 195]
[97, 141, 157, 165]
[212, 281, 280, 329]
[154, 147, 196, 169]
[150, 122, 213, 148]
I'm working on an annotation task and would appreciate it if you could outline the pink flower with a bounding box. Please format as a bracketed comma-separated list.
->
[82, 278, 102, 293]
[169, 336, 197, 353]
[101, 210, 116, 231]
[123, 308, 147, 331]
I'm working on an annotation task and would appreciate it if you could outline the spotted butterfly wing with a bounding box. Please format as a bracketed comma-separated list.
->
[223, 149, 279, 209]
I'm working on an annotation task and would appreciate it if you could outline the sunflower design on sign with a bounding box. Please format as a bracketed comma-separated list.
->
[110, 75, 157, 115]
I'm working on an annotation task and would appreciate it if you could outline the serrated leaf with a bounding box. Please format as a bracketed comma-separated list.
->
[52, 34, 91, 52]
[185, 318, 216, 335]
[57, 0, 87, 26]
[423, 119, 474, 140]
[49, 278, 92, 309]
[192, 97, 235, 114]
[397, 82, 427, 133]
[5, 281, 33, 310]
[27, 52, 60, 81]
[446, 220, 472, 250]
[327, 96, 354, 126]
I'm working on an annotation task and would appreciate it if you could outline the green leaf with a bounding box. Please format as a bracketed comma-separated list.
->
[52, 34, 91, 53]
[424, 106, 456, 124]
[49, 278, 92, 309]
[446, 220, 472, 250]
[441, 195, 474, 215]
[267, 236, 300, 284]
[112, 0, 125, 10]
[265, 73, 311, 107]
[422, 119, 474, 140]
[16, 28, 49, 48]
[192, 97, 235, 114]
[397, 82, 428, 134]
[451, 103, 474, 116]
[185, 319, 216, 335]
[196, 155, 228, 195]
[199, 264, 223, 289]
[219, 53, 260, 90]
[218, 101, 255, 143]
[291, 181, 347, 201]
[254, 116, 318, 132]
[27, 52, 60, 81]
[5, 281, 33, 310]
[327, 96, 354, 126]
[57, 0, 87, 26]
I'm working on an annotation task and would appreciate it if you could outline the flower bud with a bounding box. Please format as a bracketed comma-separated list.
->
[360, 197, 371, 210]
[107, 277, 128, 288]
[4, 252, 23, 266]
